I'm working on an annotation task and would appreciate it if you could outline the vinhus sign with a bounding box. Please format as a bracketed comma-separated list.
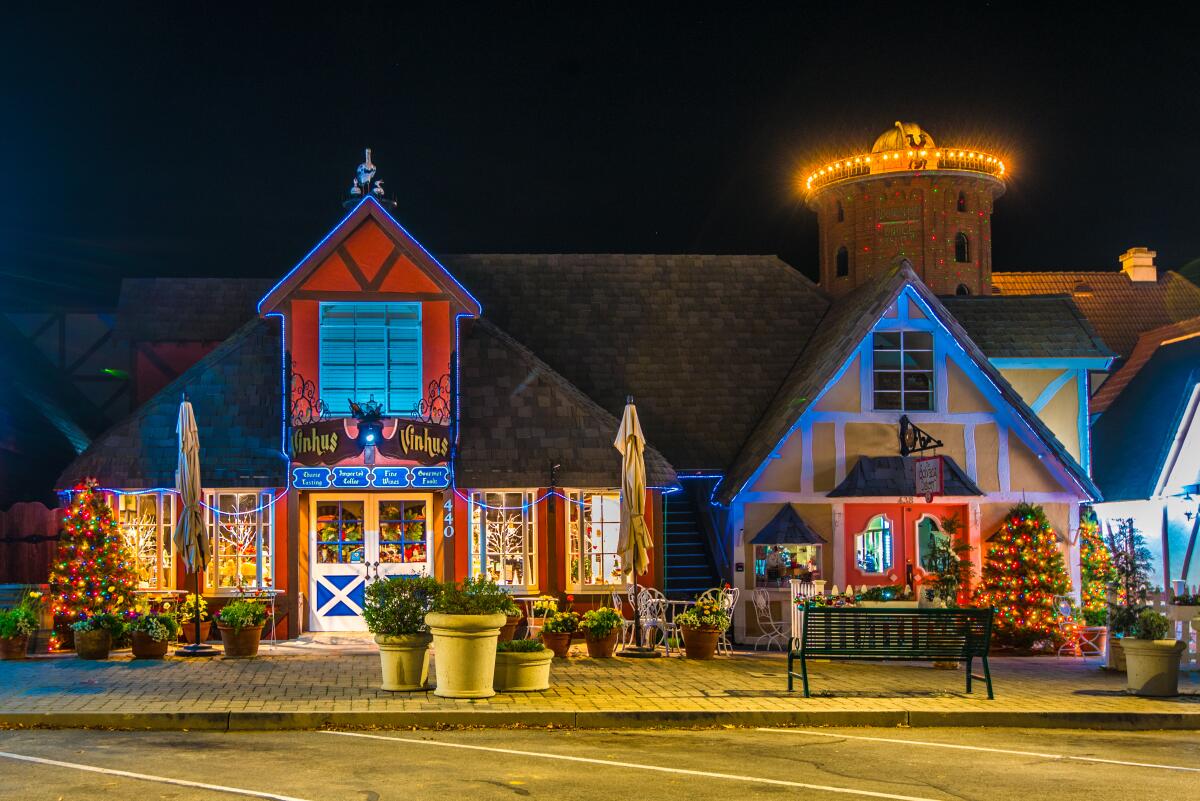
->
[291, 418, 451, 466]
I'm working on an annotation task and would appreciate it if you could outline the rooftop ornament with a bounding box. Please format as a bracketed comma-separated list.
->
[345, 148, 395, 207]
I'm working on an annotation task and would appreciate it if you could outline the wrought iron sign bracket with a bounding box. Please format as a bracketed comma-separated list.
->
[898, 414, 943, 457]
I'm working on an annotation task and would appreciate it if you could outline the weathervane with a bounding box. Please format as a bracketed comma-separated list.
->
[346, 148, 393, 207]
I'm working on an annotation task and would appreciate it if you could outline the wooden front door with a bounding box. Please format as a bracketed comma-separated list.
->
[843, 503, 968, 589]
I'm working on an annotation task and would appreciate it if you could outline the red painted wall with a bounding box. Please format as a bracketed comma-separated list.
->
[842, 502, 970, 590]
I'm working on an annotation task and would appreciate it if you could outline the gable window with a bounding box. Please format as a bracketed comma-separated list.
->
[116, 492, 176, 590]
[568, 491, 624, 588]
[955, 283, 972, 296]
[319, 302, 422, 416]
[854, 514, 893, 575]
[836, 246, 849, 278]
[470, 491, 537, 590]
[873, 330, 934, 411]
[954, 232, 970, 263]
[207, 490, 275, 591]
[956, 191, 967, 213]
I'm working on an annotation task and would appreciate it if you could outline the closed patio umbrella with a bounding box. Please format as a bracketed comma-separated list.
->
[174, 394, 216, 656]
[615, 396, 657, 657]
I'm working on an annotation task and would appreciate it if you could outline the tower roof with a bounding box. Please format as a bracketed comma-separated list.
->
[872, 121, 936, 153]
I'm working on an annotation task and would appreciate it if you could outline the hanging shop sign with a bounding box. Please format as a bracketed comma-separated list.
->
[291, 418, 451, 466]
[292, 465, 452, 490]
[913, 455, 944, 503]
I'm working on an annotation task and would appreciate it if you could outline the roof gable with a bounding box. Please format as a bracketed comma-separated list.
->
[1092, 315, 1200, 414]
[257, 197, 481, 315]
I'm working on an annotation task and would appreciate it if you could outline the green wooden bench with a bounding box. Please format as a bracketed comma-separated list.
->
[788, 606, 995, 698]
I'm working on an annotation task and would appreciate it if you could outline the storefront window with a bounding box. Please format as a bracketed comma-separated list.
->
[116, 492, 175, 590]
[315, 499, 365, 565]
[854, 514, 893, 575]
[207, 491, 274, 591]
[568, 491, 624, 589]
[754, 544, 821, 588]
[470, 491, 537, 590]
[378, 499, 428, 563]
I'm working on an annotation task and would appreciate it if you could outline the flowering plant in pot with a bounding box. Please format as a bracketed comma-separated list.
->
[128, 612, 179, 659]
[71, 613, 125, 660]
[1123, 609, 1186, 697]
[498, 594, 523, 642]
[494, 638, 553, 691]
[363, 575, 440, 691]
[215, 599, 267, 658]
[540, 611, 580, 658]
[178, 593, 211, 644]
[579, 607, 623, 658]
[426, 576, 512, 698]
[676, 597, 730, 659]
[0, 592, 40, 660]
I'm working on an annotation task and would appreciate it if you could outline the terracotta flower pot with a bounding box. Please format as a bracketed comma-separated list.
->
[218, 623, 264, 658]
[584, 630, 619, 658]
[131, 631, 170, 659]
[178, 620, 212, 645]
[75, 629, 112, 660]
[680, 625, 720, 660]
[541, 630, 573, 658]
[498, 614, 522, 643]
[0, 635, 29, 660]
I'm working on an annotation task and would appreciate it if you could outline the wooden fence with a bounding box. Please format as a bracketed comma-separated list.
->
[0, 502, 60, 584]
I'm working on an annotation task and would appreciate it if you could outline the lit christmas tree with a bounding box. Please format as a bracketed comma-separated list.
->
[1078, 508, 1115, 627]
[975, 502, 1071, 649]
[49, 480, 139, 649]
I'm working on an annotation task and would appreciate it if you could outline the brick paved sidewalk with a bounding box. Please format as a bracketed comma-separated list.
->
[1, 643, 1197, 724]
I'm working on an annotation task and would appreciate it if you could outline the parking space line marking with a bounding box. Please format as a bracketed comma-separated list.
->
[0, 750, 315, 800]
[321, 730, 945, 801]
[754, 728, 1200, 773]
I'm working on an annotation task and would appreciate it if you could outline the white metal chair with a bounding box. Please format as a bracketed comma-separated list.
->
[751, 589, 787, 651]
[637, 587, 676, 654]
[611, 589, 635, 646]
[520, 598, 545, 640]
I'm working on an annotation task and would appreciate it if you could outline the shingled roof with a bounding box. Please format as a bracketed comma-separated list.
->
[715, 262, 1101, 504]
[940, 295, 1113, 359]
[456, 318, 677, 489]
[1091, 316, 1200, 415]
[58, 318, 286, 489]
[116, 278, 274, 342]
[828, 456, 983, 497]
[991, 270, 1200, 359]
[445, 254, 831, 471]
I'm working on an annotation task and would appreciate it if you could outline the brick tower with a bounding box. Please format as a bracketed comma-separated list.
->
[804, 122, 1008, 297]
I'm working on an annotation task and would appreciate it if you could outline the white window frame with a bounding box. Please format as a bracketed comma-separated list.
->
[469, 490, 538, 592]
[205, 489, 275, 594]
[567, 490, 627, 591]
[114, 492, 177, 590]
[914, 513, 947, 573]
[318, 301, 423, 416]
[854, 514, 894, 575]
[753, 543, 823, 588]
[872, 330, 935, 411]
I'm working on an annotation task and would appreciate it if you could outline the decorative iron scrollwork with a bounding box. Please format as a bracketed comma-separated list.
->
[413, 374, 451, 425]
[898, 414, 943, 457]
[290, 361, 329, 426]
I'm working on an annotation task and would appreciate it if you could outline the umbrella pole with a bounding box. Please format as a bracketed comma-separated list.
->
[177, 567, 218, 657]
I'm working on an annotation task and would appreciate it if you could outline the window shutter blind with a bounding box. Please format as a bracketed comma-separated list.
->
[319, 302, 422, 415]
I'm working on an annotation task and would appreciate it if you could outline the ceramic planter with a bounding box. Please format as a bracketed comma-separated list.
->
[1122, 638, 1186, 697]
[541, 630, 573, 658]
[680, 625, 720, 659]
[178, 620, 212, 644]
[375, 632, 432, 691]
[131, 631, 170, 659]
[498, 614, 522, 642]
[494, 648, 553, 691]
[426, 612, 507, 699]
[584, 630, 619, 658]
[218, 623, 264, 658]
[75, 629, 112, 660]
[0, 635, 29, 660]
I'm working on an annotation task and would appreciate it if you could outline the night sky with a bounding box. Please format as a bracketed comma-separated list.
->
[3, 4, 1198, 307]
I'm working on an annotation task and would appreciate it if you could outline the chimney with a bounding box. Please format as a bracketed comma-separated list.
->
[1119, 247, 1158, 282]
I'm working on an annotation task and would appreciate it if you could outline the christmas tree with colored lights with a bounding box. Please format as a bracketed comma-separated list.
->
[48, 481, 139, 649]
[975, 502, 1071, 649]
[1078, 508, 1115, 627]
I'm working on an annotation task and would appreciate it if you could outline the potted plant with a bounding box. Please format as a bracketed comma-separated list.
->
[494, 638, 553, 691]
[128, 612, 179, 659]
[215, 599, 267, 657]
[0, 605, 37, 660]
[579, 607, 623, 658]
[426, 576, 511, 698]
[72, 613, 125, 660]
[540, 611, 580, 658]
[1104, 518, 1153, 671]
[1122, 609, 1186, 697]
[529, 595, 557, 632]
[363, 575, 439, 691]
[498, 595, 523, 642]
[178, 593, 211, 644]
[676, 596, 730, 659]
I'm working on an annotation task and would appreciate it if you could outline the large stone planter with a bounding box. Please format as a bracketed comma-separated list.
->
[0, 635, 29, 660]
[680, 625, 720, 659]
[75, 629, 112, 660]
[426, 612, 507, 699]
[1106, 636, 1127, 672]
[131, 631, 170, 659]
[494, 648, 553, 691]
[1167, 604, 1200, 622]
[1122, 638, 1186, 697]
[375, 633, 432, 691]
[218, 623, 263, 658]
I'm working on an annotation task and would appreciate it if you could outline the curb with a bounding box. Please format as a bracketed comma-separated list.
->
[2, 708, 1199, 731]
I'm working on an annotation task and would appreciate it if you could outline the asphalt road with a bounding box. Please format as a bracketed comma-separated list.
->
[0, 726, 1196, 801]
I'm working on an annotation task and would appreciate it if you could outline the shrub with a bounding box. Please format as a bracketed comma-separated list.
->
[128, 612, 180, 642]
[497, 638, 545, 653]
[179, 594, 210, 623]
[542, 611, 580, 633]
[1133, 609, 1170, 641]
[579, 607, 623, 638]
[530, 595, 558, 617]
[676, 597, 730, 630]
[363, 576, 440, 636]
[216, 600, 267, 632]
[0, 607, 38, 639]
[857, 585, 909, 602]
[432, 576, 512, 615]
[71, 612, 126, 637]
[1106, 518, 1152, 636]
[500, 594, 522, 617]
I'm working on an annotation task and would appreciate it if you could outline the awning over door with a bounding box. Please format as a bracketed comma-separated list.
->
[749, 504, 827, 545]
[828, 456, 984, 497]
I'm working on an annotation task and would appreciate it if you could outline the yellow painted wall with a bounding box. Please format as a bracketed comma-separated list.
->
[844, 422, 896, 460]
[748, 429, 805, 492]
[981, 502, 1072, 552]
[813, 423, 837, 491]
[1039, 374, 1080, 462]
[1009, 434, 1067, 494]
[1000, 368, 1059, 406]
[975, 423, 1000, 491]
[814, 355, 861, 413]
[921, 423, 968, 474]
[947, 359, 994, 414]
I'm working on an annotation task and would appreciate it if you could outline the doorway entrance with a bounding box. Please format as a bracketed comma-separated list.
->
[309, 493, 432, 631]
[843, 503, 967, 589]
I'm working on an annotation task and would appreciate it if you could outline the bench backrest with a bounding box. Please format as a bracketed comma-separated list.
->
[800, 607, 993, 659]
